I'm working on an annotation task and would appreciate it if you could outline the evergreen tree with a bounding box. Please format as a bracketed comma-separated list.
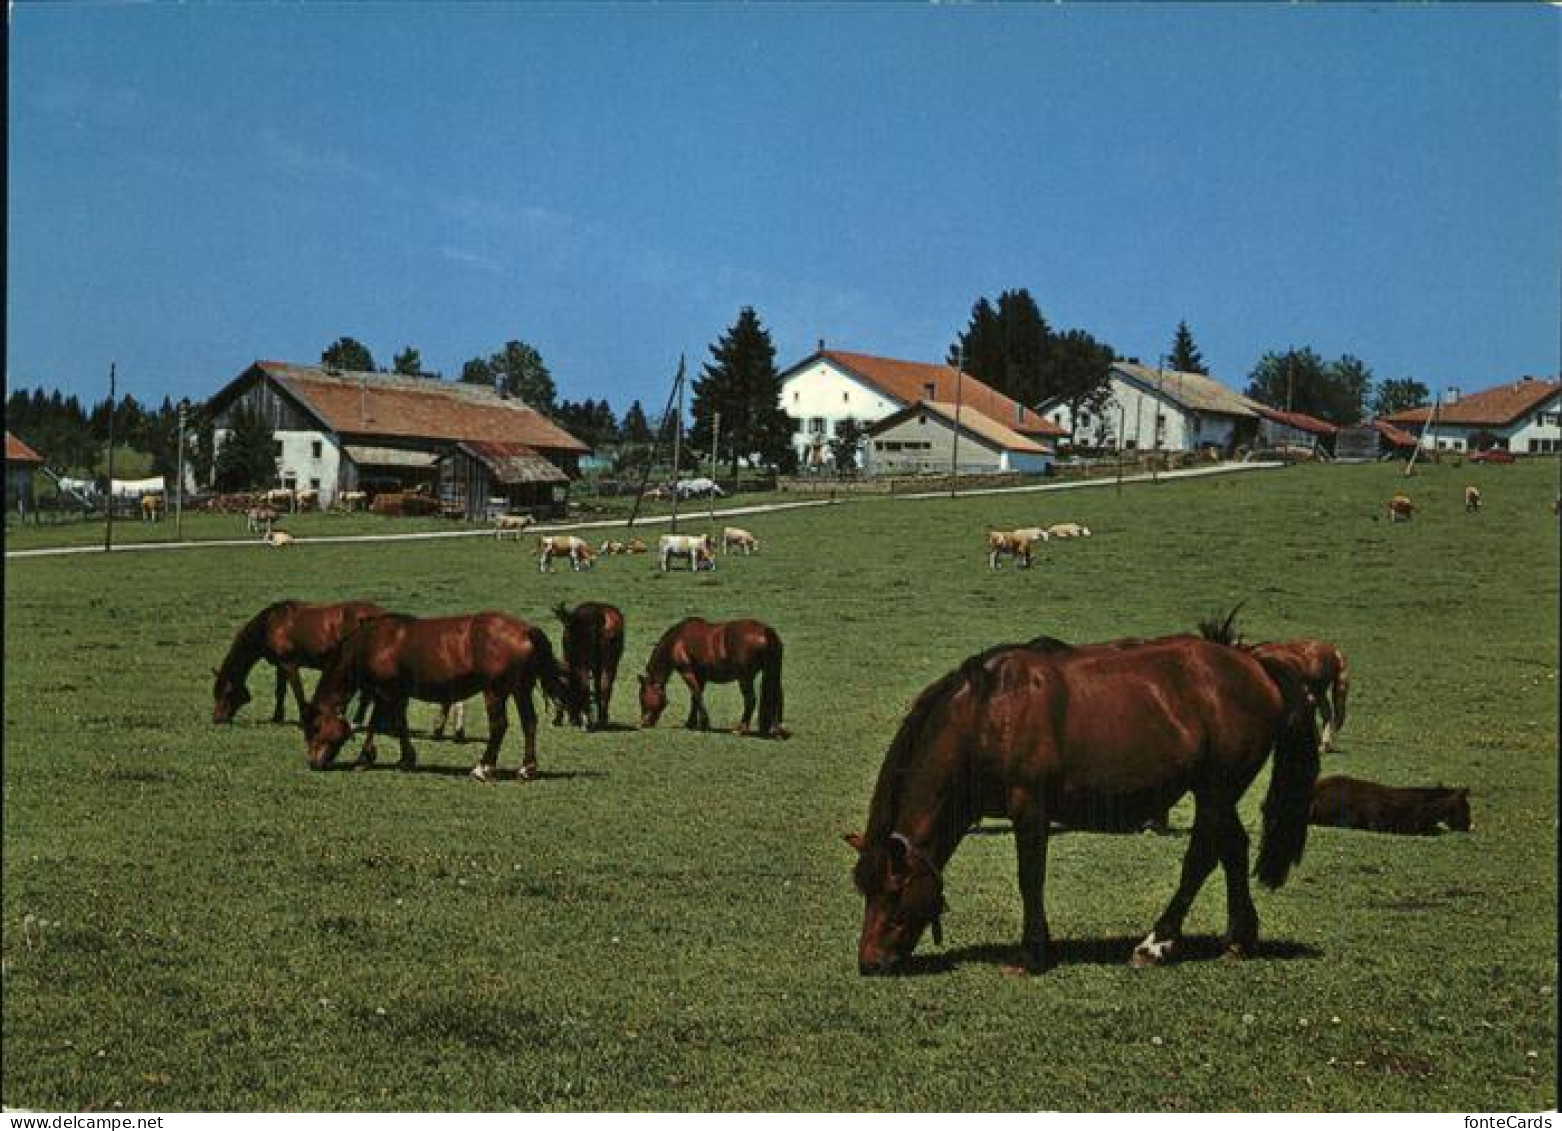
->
[1168, 321, 1208, 375]
[949, 290, 1050, 404]
[393, 347, 438, 378]
[620, 400, 653, 444]
[322, 337, 376, 372]
[1372, 378, 1431, 418]
[691, 307, 796, 474]
[459, 357, 494, 387]
[212, 401, 278, 491]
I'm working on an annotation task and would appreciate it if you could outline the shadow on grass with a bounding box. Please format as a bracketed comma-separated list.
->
[897, 934, 1323, 976]
[327, 762, 609, 781]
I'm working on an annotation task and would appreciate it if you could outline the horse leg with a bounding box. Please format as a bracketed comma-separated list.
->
[1010, 795, 1052, 971]
[1316, 685, 1336, 753]
[1214, 806, 1259, 958]
[513, 680, 540, 781]
[286, 667, 310, 726]
[679, 671, 705, 729]
[735, 676, 756, 735]
[393, 698, 417, 770]
[355, 700, 385, 768]
[1132, 798, 1222, 967]
[473, 688, 509, 783]
[595, 664, 612, 730]
[271, 664, 290, 723]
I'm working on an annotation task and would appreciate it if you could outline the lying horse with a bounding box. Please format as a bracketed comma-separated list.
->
[1252, 639, 1350, 753]
[553, 601, 626, 729]
[638, 617, 786, 737]
[212, 599, 387, 724]
[1308, 776, 1470, 835]
[846, 633, 1318, 975]
[303, 612, 573, 782]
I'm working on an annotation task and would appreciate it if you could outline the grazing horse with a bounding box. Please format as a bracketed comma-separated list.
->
[303, 612, 573, 782]
[538, 534, 595, 572]
[1464, 485, 1482, 513]
[1308, 775, 1471, 835]
[846, 633, 1319, 975]
[1251, 639, 1350, 753]
[638, 617, 787, 738]
[987, 530, 1037, 570]
[212, 599, 388, 724]
[658, 533, 715, 572]
[1388, 494, 1415, 523]
[141, 494, 164, 523]
[1045, 522, 1092, 539]
[722, 527, 760, 555]
[552, 601, 626, 729]
[247, 505, 279, 534]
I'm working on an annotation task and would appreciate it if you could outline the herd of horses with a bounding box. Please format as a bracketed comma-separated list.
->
[212, 599, 789, 782]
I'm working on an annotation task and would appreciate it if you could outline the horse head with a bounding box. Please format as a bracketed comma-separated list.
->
[303, 703, 353, 770]
[845, 831, 947, 976]
[637, 674, 667, 728]
[211, 666, 251, 723]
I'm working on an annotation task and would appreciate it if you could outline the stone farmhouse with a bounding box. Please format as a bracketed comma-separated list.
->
[1382, 376, 1561, 455]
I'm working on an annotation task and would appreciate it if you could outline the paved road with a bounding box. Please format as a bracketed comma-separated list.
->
[5, 461, 1284, 560]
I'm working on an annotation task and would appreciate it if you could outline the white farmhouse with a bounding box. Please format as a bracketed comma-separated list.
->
[1038, 362, 1260, 454]
[1383, 377, 1560, 454]
[778, 347, 1065, 469]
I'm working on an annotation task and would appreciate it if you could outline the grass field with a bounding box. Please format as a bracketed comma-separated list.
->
[3, 460, 1557, 1111]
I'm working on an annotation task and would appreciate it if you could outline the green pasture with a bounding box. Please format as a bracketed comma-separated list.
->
[3, 460, 1556, 1111]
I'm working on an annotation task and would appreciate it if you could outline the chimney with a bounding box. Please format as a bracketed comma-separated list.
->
[1446, 387, 1461, 405]
[818, 338, 826, 353]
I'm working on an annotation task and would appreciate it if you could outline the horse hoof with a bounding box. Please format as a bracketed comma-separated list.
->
[1131, 934, 1177, 967]
[396, 760, 415, 772]
[1223, 941, 1254, 962]
[516, 765, 538, 783]
[470, 764, 497, 783]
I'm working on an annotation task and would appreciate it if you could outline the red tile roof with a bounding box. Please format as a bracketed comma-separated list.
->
[6, 431, 44, 464]
[252, 362, 590, 454]
[1253, 406, 1340, 435]
[1370, 420, 1420, 447]
[798, 349, 1068, 438]
[1384, 377, 1560, 428]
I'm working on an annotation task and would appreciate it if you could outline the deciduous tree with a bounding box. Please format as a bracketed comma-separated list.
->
[213, 401, 278, 491]
[322, 337, 376, 373]
[1372, 378, 1430, 418]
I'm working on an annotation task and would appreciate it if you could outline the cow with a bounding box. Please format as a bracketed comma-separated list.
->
[1464, 485, 1482, 513]
[1388, 494, 1415, 523]
[140, 494, 164, 523]
[495, 514, 535, 540]
[338, 490, 369, 513]
[987, 530, 1037, 570]
[659, 533, 716, 572]
[538, 534, 595, 573]
[264, 529, 296, 549]
[1045, 522, 1092, 539]
[1308, 776, 1471, 835]
[263, 488, 296, 513]
[293, 488, 320, 513]
[626, 538, 648, 554]
[246, 505, 279, 534]
[676, 477, 725, 500]
[722, 526, 760, 556]
[600, 540, 629, 556]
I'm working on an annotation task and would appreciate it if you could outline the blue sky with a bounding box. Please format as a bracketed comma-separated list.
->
[8, 4, 1557, 414]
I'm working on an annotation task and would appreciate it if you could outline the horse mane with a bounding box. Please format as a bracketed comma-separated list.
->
[219, 599, 300, 680]
[645, 617, 705, 681]
[1196, 602, 1247, 647]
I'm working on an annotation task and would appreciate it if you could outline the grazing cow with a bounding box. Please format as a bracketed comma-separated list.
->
[1464, 485, 1482, 513]
[987, 530, 1037, 570]
[1010, 526, 1050, 545]
[264, 529, 296, 548]
[494, 514, 534, 540]
[1046, 522, 1092, 539]
[247, 505, 279, 535]
[538, 534, 595, 572]
[294, 488, 320, 513]
[722, 526, 760, 555]
[140, 494, 164, 523]
[263, 488, 296, 513]
[626, 538, 648, 554]
[1252, 638, 1350, 752]
[600, 540, 629, 556]
[1388, 494, 1415, 523]
[339, 490, 369, 512]
[1308, 775, 1471, 835]
[658, 533, 716, 572]
[676, 477, 725, 500]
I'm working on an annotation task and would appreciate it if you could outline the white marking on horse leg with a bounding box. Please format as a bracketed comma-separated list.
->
[1132, 931, 1176, 965]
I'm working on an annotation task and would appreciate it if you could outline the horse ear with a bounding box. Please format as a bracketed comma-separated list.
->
[844, 832, 866, 853]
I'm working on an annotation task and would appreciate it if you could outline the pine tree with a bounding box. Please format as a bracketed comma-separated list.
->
[1168, 321, 1207, 375]
[621, 401, 654, 445]
[949, 290, 1050, 403]
[691, 308, 795, 475]
[322, 337, 376, 372]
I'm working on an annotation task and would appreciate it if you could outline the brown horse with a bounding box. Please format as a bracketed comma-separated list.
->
[1309, 775, 1471, 835]
[846, 633, 1319, 975]
[212, 599, 387, 724]
[303, 611, 573, 782]
[552, 602, 626, 730]
[637, 617, 787, 737]
[1252, 639, 1350, 752]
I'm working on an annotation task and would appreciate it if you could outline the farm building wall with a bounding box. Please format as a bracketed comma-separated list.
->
[781, 360, 902, 468]
[864, 412, 1005, 475]
[1414, 395, 1562, 454]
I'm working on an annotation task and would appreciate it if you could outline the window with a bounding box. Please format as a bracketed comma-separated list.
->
[310, 477, 320, 491]
[792, 391, 799, 403]
[274, 440, 284, 458]
[311, 440, 323, 459]
[1079, 412, 1091, 428]
[808, 417, 826, 435]
[884, 441, 903, 452]
[843, 391, 850, 403]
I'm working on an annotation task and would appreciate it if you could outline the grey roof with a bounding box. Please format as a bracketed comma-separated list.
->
[1112, 362, 1259, 418]
[342, 445, 440, 468]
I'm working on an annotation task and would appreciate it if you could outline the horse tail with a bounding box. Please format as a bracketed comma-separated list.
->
[758, 630, 785, 735]
[1197, 601, 1247, 646]
[1253, 655, 1321, 890]
[552, 601, 570, 627]
[526, 624, 572, 712]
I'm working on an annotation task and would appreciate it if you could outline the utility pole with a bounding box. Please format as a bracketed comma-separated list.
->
[175, 399, 188, 540]
[949, 346, 964, 498]
[669, 356, 685, 534]
[708, 410, 721, 525]
[1117, 398, 1128, 495]
[103, 362, 117, 553]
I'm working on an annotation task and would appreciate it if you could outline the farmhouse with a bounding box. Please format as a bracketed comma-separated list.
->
[1253, 406, 1340, 456]
[1382, 376, 1561, 454]
[6, 431, 44, 516]
[777, 347, 1065, 470]
[206, 362, 590, 516]
[1039, 362, 1260, 454]
[863, 402, 1054, 475]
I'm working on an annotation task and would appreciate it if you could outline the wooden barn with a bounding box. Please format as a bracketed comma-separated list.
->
[6, 431, 45, 517]
[205, 362, 590, 517]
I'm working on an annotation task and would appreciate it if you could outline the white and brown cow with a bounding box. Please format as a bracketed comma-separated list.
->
[722, 526, 760, 556]
[987, 530, 1038, 570]
[495, 514, 535, 540]
[1045, 522, 1092, 539]
[539, 534, 595, 572]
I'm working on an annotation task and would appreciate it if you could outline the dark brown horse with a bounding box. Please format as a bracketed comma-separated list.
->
[637, 617, 787, 738]
[303, 612, 574, 782]
[1252, 639, 1350, 752]
[552, 602, 626, 730]
[212, 599, 387, 724]
[1309, 775, 1471, 835]
[847, 633, 1319, 975]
